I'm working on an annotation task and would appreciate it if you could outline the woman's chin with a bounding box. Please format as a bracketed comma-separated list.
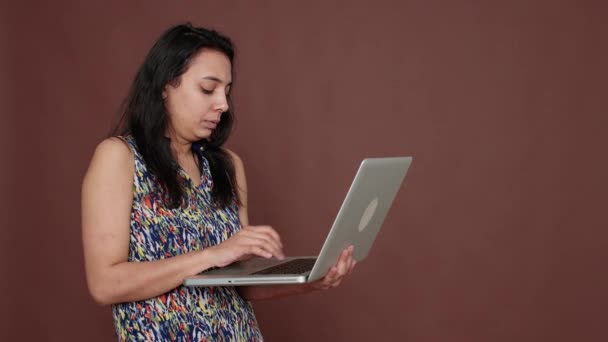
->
[193, 130, 213, 141]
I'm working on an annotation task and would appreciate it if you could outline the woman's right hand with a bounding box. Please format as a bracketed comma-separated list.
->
[207, 225, 285, 267]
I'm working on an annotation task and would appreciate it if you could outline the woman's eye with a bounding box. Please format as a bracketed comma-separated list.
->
[202, 88, 214, 95]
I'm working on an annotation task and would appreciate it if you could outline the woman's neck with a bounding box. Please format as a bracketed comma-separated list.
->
[166, 131, 193, 161]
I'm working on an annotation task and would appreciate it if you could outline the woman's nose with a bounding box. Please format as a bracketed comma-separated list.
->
[216, 95, 229, 112]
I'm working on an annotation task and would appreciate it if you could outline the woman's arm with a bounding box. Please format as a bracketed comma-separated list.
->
[83, 139, 284, 305]
[82, 138, 217, 305]
[226, 149, 356, 302]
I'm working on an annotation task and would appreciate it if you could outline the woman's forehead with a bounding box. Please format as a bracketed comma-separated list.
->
[186, 50, 232, 84]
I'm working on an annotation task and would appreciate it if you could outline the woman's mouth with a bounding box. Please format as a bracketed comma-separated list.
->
[203, 120, 218, 129]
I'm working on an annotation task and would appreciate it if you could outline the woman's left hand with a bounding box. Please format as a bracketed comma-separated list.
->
[307, 245, 356, 291]
[238, 246, 356, 301]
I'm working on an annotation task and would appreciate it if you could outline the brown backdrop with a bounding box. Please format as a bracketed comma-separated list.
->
[2, 1, 607, 341]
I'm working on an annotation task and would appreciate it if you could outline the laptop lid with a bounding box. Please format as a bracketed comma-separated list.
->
[307, 156, 412, 281]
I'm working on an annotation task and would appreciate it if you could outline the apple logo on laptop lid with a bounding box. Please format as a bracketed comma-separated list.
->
[358, 197, 378, 232]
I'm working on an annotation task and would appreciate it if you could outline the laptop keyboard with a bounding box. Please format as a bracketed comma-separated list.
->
[253, 258, 316, 275]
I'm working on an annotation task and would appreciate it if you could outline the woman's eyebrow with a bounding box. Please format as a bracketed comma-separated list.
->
[201, 76, 232, 86]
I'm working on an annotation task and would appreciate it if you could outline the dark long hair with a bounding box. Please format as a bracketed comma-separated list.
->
[113, 23, 239, 209]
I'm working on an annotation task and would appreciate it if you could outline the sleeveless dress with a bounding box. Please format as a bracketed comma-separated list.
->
[112, 136, 263, 341]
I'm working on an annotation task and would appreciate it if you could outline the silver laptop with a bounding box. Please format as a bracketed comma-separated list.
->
[183, 156, 412, 287]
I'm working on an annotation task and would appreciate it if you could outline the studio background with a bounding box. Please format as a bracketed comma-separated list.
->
[1, 1, 607, 341]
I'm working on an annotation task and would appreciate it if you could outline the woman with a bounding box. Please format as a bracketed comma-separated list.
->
[81, 23, 355, 341]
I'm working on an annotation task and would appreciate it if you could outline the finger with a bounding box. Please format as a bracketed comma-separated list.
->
[324, 266, 339, 284]
[345, 247, 355, 273]
[334, 247, 354, 280]
[348, 260, 356, 275]
[240, 227, 281, 248]
[255, 233, 285, 259]
[247, 225, 283, 248]
[249, 239, 284, 260]
[256, 225, 283, 246]
[243, 227, 284, 252]
[318, 277, 336, 290]
[244, 232, 282, 253]
[248, 246, 273, 259]
[345, 258, 354, 276]
[347, 246, 356, 272]
[311, 276, 331, 289]
[242, 236, 285, 259]
[336, 248, 350, 276]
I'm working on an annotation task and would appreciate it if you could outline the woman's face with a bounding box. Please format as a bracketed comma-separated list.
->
[163, 48, 232, 142]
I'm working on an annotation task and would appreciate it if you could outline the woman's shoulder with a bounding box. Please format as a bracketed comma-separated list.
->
[223, 147, 247, 177]
[86, 137, 135, 178]
[94, 137, 134, 161]
[222, 147, 243, 166]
